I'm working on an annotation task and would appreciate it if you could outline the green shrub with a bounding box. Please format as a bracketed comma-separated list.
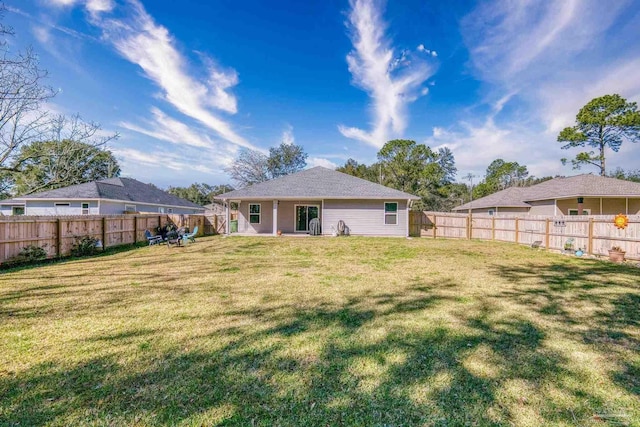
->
[71, 236, 100, 257]
[4, 244, 48, 266]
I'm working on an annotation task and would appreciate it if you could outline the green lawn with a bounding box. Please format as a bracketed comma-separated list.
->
[1, 236, 638, 426]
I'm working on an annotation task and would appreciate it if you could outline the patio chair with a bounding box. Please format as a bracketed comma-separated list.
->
[144, 229, 162, 245]
[182, 226, 199, 244]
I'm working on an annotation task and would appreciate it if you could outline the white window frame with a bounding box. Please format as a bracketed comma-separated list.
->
[124, 204, 137, 212]
[12, 206, 25, 215]
[568, 208, 591, 216]
[293, 204, 320, 232]
[384, 201, 398, 226]
[158, 207, 166, 213]
[249, 203, 261, 224]
[81, 202, 90, 215]
[488, 209, 495, 216]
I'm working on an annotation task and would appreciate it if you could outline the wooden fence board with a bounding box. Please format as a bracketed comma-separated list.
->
[421, 211, 640, 261]
[0, 214, 209, 264]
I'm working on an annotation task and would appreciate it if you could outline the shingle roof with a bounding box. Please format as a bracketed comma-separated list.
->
[453, 174, 640, 211]
[6, 178, 204, 209]
[215, 167, 421, 200]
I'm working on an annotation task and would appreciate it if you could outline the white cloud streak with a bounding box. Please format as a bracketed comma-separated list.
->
[84, 0, 258, 151]
[339, 0, 435, 148]
[442, 0, 640, 179]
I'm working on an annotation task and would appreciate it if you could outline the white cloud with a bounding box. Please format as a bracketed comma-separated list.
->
[82, 0, 258, 151]
[281, 124, 295, 145]
[339, 0, 435, 148]
[441, 0, 640, 178]
[48, 0, 114, 16]
[307, 157, 338, 169]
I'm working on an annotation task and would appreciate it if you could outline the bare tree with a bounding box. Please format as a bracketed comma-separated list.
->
[225, 148, 269, 187]
[0, 10, 56, 172]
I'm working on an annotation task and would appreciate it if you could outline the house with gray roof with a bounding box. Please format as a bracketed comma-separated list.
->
[453, 174, 640, 216]
[214, 166, 421, 236]
[0, 178, 205, 216]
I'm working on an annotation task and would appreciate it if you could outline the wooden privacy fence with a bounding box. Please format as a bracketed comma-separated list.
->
[409, 211, 640, 261]
[0, 214, 213, 264]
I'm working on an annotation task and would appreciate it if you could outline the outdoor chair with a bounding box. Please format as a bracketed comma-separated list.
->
[145, 229, 162, 245]
[182, 226, 199, 244]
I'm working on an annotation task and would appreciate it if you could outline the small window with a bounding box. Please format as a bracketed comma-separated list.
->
[249, 203, 261, 224]
[384, 202, 398, 225]
[488, 209, 495, 216]
[168, 208, 173, 213]
[125, 204, 137, 212]
[568, 209, 590, 216]
[54, 203, 70, 207]
[12, 206, 25, 215]
[158, 207, 166, 213]
[81, 202, 90, 215]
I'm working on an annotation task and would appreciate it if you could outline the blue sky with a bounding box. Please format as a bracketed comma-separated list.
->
[5, 0, 640, 188]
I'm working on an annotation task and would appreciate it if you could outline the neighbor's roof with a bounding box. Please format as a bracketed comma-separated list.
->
[215, 167, 421, 200]
[453, 174, 640, 211]
[3, 178, 204, 209]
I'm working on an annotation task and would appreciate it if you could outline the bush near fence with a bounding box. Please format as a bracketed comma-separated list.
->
[0, 214, 215, 265]
[409, 211, 640, 261]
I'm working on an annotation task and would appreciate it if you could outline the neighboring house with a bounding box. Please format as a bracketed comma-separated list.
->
[453, 174, 640, 216]
[0, 177, 205, 216]
[203, 201, 225, 216]
[214, 166, 421, 236]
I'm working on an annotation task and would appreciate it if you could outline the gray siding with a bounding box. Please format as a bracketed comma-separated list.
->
[23, 200, 99, 216]
[238, 201, 274, 234]
[276, 200, 322, 233]
[323, 199, 408, 236]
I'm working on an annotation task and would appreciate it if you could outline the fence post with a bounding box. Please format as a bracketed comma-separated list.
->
[492, 216, 495, 240]
[56, 218, 63, 257]
[515, 217, 519, 244]
[545, 218, 550, 250]
[433, 215, 437, 239]
[588, 218, 594, 255]
[467, 214, 472, 240]
[102, 217, 107, 248]
[133, 216, 138, 243]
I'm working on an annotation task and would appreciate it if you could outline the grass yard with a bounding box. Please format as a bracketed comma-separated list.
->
[1, 236, 639, 426]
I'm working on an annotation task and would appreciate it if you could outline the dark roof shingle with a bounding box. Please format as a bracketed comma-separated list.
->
[453, 174, 640, 211]
[7, 178, 203, 209]
[215, 167, 421, 200]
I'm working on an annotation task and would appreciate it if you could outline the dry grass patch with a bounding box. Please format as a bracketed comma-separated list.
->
[1, 236, 638, 426]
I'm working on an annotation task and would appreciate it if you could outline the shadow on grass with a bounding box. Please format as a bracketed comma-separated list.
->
[0, 280, 622, 426]
[492, 258, 640, 404]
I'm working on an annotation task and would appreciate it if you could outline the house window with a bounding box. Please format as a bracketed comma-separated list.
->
[384, 202, 398, 225]
[158, 207, 165, 213]
[54, 203, 70, 207]
[488, 209, 495, 216]
[125, 204, 137, 212]
[12, 206, 25, 215]
[81, 202, 90, 215]
[249, 203, 261, 224]
[168, 208, 173, 213]
[568, 209, 590, 215]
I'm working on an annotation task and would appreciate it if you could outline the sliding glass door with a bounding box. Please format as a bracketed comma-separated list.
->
[295, 205, 319, 232]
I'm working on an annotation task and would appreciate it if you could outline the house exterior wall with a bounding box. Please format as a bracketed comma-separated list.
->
[630, 199, 640, 215]
[0, 199, 203, 216]
[17, 200, 100, 216]
[463, 207, 529, 215]
[528, 200, 556, 216]
[237, 200, 274, 234]
[322, 199, 408, 236]
[276, 200, 322, 233]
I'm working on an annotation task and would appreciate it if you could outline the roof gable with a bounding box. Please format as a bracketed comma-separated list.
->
[215, 167, 421, 200]
[9, 178, 203, 209]
[453, 174, 640, 211]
